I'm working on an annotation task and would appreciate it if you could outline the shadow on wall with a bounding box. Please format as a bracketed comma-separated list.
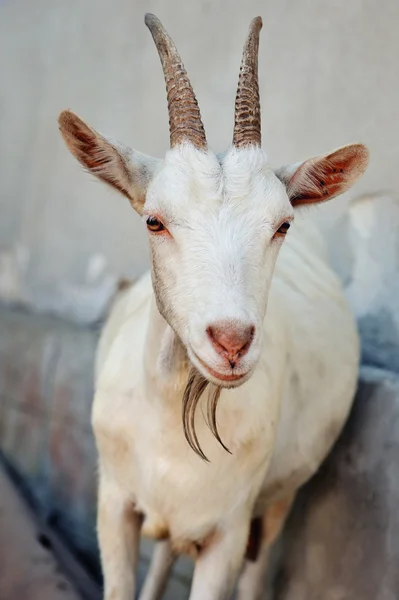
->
[329, 193, 399, 373]
[274, 367, 399, 600]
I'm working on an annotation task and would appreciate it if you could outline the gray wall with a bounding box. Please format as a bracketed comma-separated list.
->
[1, 0, 398, 323]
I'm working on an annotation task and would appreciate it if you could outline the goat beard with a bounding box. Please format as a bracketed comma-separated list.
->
[182, 366, 229, 461]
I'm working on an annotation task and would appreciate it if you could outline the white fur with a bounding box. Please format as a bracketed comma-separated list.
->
[91, 143, 360, 600]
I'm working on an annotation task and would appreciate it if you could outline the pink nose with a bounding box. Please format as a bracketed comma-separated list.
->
[207, 322, 255, 367]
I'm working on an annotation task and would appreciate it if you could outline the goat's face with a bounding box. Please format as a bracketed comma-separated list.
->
[58, 14, 369, 390]
[144, 144, 293, 386]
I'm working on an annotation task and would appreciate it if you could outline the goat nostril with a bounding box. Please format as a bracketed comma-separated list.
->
[207, 326, 215, 341]
[207, 323, 255, 361]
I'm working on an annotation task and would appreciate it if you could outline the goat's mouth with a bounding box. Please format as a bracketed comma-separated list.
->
[191, 350, 249, 386]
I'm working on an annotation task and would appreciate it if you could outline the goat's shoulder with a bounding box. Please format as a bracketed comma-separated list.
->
[95, 271, 152, 382]
[93, 272, 152, 439]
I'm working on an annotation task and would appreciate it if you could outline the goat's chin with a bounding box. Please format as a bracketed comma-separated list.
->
[187, 347, 251, 389]
[209, 373, 251, 390]
[202, 367, 251, 389]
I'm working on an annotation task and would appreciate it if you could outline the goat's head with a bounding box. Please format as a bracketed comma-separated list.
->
[59, 14, 369, 391]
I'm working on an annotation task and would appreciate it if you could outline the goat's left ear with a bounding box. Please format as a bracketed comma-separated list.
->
[275, 144, 369, 207]
[58, 110, 160, 215]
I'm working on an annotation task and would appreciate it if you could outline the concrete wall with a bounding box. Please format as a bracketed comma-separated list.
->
[1, 0, 399, 323]
[276, 367, 399, 600]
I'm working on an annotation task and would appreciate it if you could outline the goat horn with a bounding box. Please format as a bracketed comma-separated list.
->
[145, 13, 207, 150]
[233, 16, 263, 148]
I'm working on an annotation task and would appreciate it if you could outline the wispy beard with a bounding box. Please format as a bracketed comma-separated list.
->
[182, 366, 229, 461]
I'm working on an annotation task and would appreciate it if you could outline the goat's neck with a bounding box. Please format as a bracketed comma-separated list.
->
[143, 297, 190, 398]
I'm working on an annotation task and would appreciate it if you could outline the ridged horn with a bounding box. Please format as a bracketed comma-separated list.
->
[145, 13, 207, 150]
[233, 17, 263, 148]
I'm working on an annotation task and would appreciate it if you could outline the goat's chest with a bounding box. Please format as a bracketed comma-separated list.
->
[94, 376, 277, 546]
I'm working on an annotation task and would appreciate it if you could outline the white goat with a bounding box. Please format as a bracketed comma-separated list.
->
[59, 14, 369, 600]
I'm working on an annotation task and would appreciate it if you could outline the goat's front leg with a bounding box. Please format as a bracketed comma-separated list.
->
[236, 493, 295, 600]
[97, 474, 141, 600]
[189, 520, 250, 600]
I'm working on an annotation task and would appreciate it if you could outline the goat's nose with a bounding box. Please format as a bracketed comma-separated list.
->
[207, 322, 255, 366]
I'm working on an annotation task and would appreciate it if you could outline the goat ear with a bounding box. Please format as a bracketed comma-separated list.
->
[276, 144, 369, 208]
[58, 110, 159, 215]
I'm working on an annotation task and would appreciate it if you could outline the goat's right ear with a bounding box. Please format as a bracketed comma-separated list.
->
[58, 110, 159, 215]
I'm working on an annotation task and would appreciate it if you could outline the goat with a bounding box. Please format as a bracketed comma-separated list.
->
[58, 14, 369, 600]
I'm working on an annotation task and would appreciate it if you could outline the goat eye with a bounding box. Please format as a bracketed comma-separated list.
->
[276, 222, 291, 235]
[146, 216, 165, 232]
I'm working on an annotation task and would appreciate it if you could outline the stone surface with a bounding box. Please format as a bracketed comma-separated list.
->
[0, 462, 81, 600]
[1, 0, 399, 324]
[0, 305, 193, 598]
[274, 367, 399, 600]
[0, 305, 100, 572]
